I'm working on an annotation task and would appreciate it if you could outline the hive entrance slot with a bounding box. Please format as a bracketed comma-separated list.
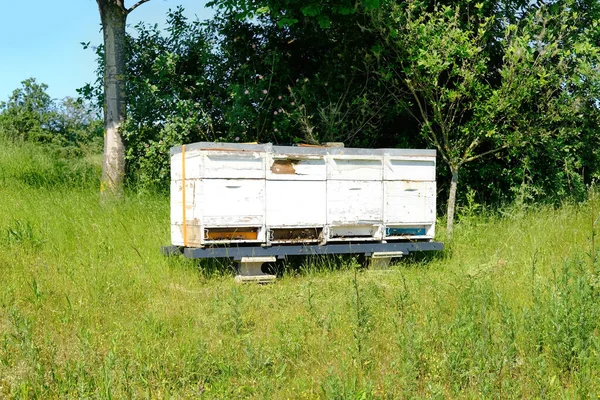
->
[271, 228, 322, 241]
[385, 226, 428, 237]
[331, 233, 373, 238]
[205, 228, 259, 241]
[328, 225, 382, 241]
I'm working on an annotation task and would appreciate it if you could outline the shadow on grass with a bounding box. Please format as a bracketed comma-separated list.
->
[162, 245, 446, 280]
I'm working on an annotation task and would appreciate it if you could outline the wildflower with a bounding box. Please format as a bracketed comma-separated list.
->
[291, 102, 295, 106]
[235, 136, 240, 141]
[274, 128, 278, 132]
[278, 96, 282, 100]
[263, 89, 268, 94]
[258, 75, 263, 80]
[244, 89, 249, 94]
[274, 111, 278, 115]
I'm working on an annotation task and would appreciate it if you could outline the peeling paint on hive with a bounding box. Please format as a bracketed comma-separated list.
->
[270, 159, 297, 174]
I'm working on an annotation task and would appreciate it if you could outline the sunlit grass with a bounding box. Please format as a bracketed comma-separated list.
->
[0, 138, 598, 398]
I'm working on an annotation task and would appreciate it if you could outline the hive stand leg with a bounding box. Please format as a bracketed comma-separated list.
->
[367, 252, 406, 270]
[234, 256, 277, 283]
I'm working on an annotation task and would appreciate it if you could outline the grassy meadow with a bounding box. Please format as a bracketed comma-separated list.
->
[0, 138, 599, 398]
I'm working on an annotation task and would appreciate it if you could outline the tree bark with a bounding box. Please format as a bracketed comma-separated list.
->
[446, 165, 459, 241]
[97, 0, 127, 196]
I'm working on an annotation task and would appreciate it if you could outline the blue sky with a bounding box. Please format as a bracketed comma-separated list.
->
[0, 0, 214, 102]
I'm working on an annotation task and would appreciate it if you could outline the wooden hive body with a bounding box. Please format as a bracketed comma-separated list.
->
[170, 142, 436, 247]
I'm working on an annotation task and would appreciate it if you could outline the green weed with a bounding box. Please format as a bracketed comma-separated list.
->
[5, 219, 44, 248]
[0, 139, 599, 398]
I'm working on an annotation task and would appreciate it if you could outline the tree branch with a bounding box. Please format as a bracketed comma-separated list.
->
[127, 0, 151, 14]
[462, 137, 480, 160]
[460, 143, 510, 165]
[406, 80, 450, 166]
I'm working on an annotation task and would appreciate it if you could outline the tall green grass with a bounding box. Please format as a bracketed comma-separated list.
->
[0, 137, 100, 190]
[0, 138, 598, 398]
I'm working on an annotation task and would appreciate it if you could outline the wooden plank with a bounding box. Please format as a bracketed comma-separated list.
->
[200, 179, 265, 227]
[384, 157, 436, 181]
[384, 181, 436, 224]
[170, 179, 201, 246]
[171, 223, 202, 247]
[170, 180, 200, 223]
[266, 181, 326, 226]
[327, 155, 383, 181]
[171, 149, 203, 181]
[327, 180, 383, 225]
[328, 225, 383, 240]
[201, 152, 266, 179]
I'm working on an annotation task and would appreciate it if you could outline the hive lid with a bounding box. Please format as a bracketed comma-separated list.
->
[170, 142, 436, 157]
[170, 142, 273, 156]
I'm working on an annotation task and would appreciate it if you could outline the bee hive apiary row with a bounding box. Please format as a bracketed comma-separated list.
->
[170, 142, 437, 247]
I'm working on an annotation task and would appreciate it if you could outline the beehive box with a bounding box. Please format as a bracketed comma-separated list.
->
[170, 142, 436, 247]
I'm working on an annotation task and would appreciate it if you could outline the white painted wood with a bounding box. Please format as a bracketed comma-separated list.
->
[384, 181, 436, 224]
[327, 155, 383, 181]
[200, 179, 265, 226]
[170, 179, 202, 247]
[384, 155, 436, 181]
[266, 181, 326, 226]
[170, 142, 438, 247]
[170, 152, 182, 180]
[202, 152, 265, 179]
[327, 180, 383, 224]
[170, 179, 201, 223]
[328, 225, 383, 241]
[170, 149, 204, 181]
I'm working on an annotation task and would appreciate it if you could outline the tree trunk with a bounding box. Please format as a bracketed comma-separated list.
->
[97, 0, 127, 196]
[446, 165, 459, 241]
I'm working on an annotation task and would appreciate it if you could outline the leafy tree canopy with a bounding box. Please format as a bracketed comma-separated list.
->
[0, 78, 102, 156]
[76, 0, 599, 219]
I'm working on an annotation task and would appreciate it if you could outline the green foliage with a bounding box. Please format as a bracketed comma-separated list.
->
[54, 97, 103, 155]
[389, 0, 598, 170]
[0, 78, 54, 143]
[206, 0, 380, 26]
[0, 136, 101, 190]
[78, 0, 599, 210]
[208, 0, 397, 147]
[0, 78, 103, 157]
[527, 259, 600, 376]
[5, 219, 44, 249]
[376, 0, 600, 231]
[109, 8, 218, 191]
[79, 5, 401, 190]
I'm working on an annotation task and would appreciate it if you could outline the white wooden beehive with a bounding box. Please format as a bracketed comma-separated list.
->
[170, 142, 436, 247]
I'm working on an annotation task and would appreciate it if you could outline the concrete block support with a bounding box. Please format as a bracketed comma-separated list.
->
[368, 251, 405, 270]
[234, 256, 277, 283]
